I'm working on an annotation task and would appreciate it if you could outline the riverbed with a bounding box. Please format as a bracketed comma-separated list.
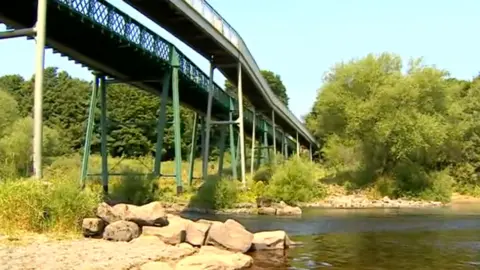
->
[183, 204, 480, 270]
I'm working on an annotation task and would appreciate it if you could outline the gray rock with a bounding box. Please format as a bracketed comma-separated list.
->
[206, 219, 253, 253]
[103, 220, 140, 242]
[82, 218, 105, 237]
[186, 221, 211, 246]
[258, 207, 277, 215]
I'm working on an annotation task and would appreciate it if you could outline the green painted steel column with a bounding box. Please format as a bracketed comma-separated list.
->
[229, 98, 237, 180]
[272, 110, 276, 164]
[99, 76, 108, 194]
[79, 75, 99, 188]
[236, 132, 240, 165]
[281, 130, 285, 157]
[250, 110, 256, 177]
[262, 121, 269, 165]
[217, 126, 227, 177]
[153, 69, 172, 177]
[171, 47, 183, 194]
[296, 132, 300, 157]
[199, 117, 206, 168]
[285, 136, 289, 158]
[187, 113, 199, 185]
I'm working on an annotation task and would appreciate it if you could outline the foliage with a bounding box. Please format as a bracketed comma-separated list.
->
[188, 176, 238, 210]
[265, 156, 328, 205]
[305, 53, 480, 199]
[0, 177, 101, 233]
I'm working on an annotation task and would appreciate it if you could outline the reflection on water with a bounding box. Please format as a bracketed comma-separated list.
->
[182, 204, 480, 270]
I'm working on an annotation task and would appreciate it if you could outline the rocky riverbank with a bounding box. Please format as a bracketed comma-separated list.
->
[298, 194, 446, 208]
[156, 194, 447, 217]
[80, 201, 296, 269]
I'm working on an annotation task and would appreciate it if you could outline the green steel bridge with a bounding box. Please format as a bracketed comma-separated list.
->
[0, 0, 318, 193]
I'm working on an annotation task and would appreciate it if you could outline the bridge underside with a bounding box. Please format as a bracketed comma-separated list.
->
[123, 0, 315, 148]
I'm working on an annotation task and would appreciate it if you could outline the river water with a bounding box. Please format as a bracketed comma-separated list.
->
[183, 204, 480, 270]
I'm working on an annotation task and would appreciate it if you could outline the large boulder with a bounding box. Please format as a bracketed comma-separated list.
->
[206, 219, 253, 253]
[124, 202, 168, 227]
[96, 202, 168, 227]
[251, 230, 290, 250]
[258, 207, 276, 215]
[186, 221, 211, 246]
[103, 220, 140, 242]
[82, 218, 105, 237]
[176, 246, 253, 270]
[275, 201, 302, 216]
[142, 225, 186, 245]
[96, 202, 124, 224]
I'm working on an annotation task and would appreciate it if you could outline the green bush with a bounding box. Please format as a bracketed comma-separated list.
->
[266, 156, 327, 205]
[419, 170, 454, 203]
[189, 176, 238, 209]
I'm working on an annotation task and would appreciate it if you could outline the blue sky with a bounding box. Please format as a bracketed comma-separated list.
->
[1, 0, 479, 119]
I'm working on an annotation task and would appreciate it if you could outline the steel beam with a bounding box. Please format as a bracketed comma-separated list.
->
[0, 28, 34, 40]
[153, 69, 172, 176]
[99, 76, 108, 193]
[187, 113, 199, 185]
[80, 75, 100, 188]
[202, 60, 215, 180]
[250, 109, 256, 177]
[171, 47, 183, 194]
[237, 63, 246, 187]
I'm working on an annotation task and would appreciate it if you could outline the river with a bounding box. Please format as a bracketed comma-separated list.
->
[182, 204, 480, 270]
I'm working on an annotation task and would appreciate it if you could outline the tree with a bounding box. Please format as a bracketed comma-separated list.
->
[304, 53, 476, 201]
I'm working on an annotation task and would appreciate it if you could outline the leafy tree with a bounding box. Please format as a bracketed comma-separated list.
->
[305, 53, 479, 200]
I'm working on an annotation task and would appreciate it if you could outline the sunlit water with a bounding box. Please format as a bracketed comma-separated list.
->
[182, 204, 480, 270]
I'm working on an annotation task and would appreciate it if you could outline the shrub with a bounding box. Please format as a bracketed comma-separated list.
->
[188, 176, 238, 209]
[266, 156, 327, 205]
[0, 177, 101, 233]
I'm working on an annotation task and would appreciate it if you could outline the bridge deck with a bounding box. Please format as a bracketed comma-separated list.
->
[0, 0, 297, 149]
[122, 0, 317, 148]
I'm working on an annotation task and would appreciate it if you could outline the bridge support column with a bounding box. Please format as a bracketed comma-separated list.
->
[236, 64, 247, 188]
[285, 136, 289, 158]
[153, 66, 172, 177]
[309, 144, 313, 161]
[296, 132, 300, 157]
[32, 0, 48, 179]
[262, 121, 269, 165]
[280, 130, 285, 159]
[99, 76, 109, 193]
[229, 98, 238, 180]
[80, 75, 100, 188]
[272, 111, 276, 163]
[187, 113, 199, 185]
[250, 110, 256, 178]
[217, 127, 227, 177]
[171, 47, 183, 194]
[202, 61, 215, 181]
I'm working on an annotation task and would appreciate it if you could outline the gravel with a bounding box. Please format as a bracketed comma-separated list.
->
[0, 237, 193, 270]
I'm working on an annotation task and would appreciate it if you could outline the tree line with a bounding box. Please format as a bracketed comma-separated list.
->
[0, 67, 290, 165]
